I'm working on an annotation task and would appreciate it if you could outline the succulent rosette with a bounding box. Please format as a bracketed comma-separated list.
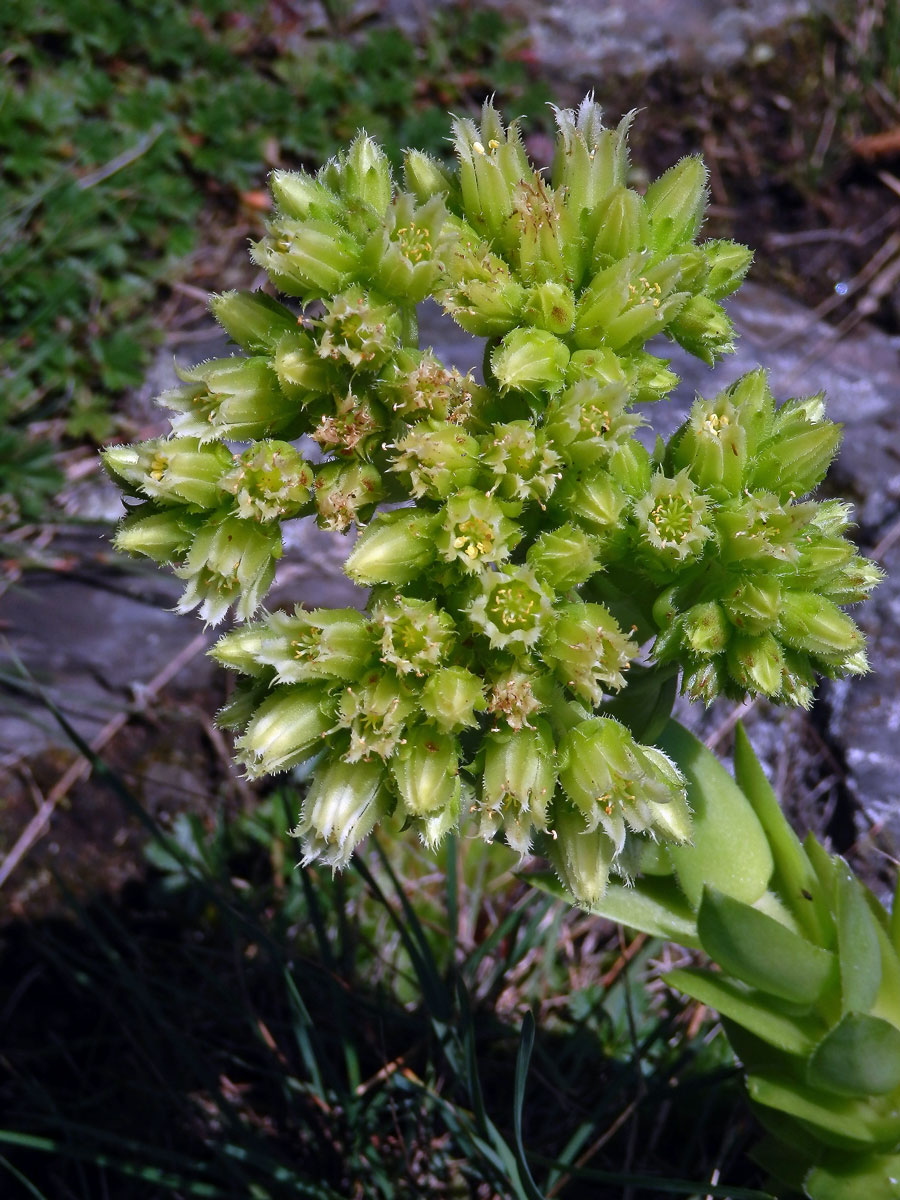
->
[104, 99, 879, 900]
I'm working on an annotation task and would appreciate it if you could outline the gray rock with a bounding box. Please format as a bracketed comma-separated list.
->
[383, 0, 827, 78]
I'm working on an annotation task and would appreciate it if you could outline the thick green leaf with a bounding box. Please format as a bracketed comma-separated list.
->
[870, 918, 900, 1030]
[749, 1133, 812, 1193]
[805, 834, 838, 899]
[734, 722, 831, 944]
[837, 870, 883, 1015]
[667, 967, 821, 1055]
[891, 871, 900, 956]
[698, 887, 836, 1005]
[805, 1155, 900, 1200]
[748, 1073, 900, 1152]
[528, 870, 699, 946]
[808, 1013, 900, 1098]
[658, 721, 773, 908]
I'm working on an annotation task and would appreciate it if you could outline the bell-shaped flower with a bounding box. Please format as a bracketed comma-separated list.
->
[466, 566, 555, 651]
[477, 720, 556, 856]
[372, 596, 455, 676]
[293, 755, 389, 869]
[219, 441, 313, 522]
[174, 515, 282, 625]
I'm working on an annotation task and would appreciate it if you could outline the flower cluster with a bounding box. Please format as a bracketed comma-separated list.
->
[104, 98, 879, 902]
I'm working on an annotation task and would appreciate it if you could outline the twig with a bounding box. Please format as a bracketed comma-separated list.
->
[767, 231, 900, 349]
[852, 127, 900, 160]
[705, 699, 757, 751]
[0, 630, 211, 890]
[872, 514, 900, 561]
[76, 124, 165, 191]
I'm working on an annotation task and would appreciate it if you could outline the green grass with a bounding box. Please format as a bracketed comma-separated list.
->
[0, 0, 550, 519]
[0, 703, 767, 1198]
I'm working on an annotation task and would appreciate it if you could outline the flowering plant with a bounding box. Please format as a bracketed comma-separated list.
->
[104, 99, 891, 1197]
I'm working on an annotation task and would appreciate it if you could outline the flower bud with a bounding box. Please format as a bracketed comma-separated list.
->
[565, 347, 629, 388]
[293, 755, 388, 869]
[526, 524, 601, 590]
[645, 155, 708, 253]
[820, 555, 883, 606]
[373, 596, 455, 676]
[486, 666, 547, 731]
[338, 672, 418, 762]
[552, 101, 632, 234]
[420, 666, 485, 731]
[548, 800, 614, 906]
[113, 506, 200, 563]
[466, 567, 555, 651]
[778, 591, 865, 662]
[726, 632, 784, 697]
[551, 469, 629, 541]
[682, 601, 730, 656]
[543, 379, 640, 469]
[403, 149, 454, 202]
[162, 357, 294, 443]
[780, 650, 817, 709]
[482, 421, 562, 504]
[390, 724, 460, 816]
[667, 294, 734, 365]
[441, 247, 527, 337]
[521, 281, 576, 336]
[604, 289, 688, 353]
[703, 239, 754, 300]
[681, 657, 730, 705]
[210, 620, 274, 676]
[628, 351, 680, 403]
[413, 787, 465, 850]
[235, 684, 333, 777]
[270, 169, 342, 221]
[250, 607, 373, 683]
[363, 193, 448, 304]
[558, 717, 687, 853]
[608, 439, 653, 497]
[478, 720, 556, 855]
[390, 420, 480, 499]
[453, 104, 530, 243]
[435, 488, 521, 573]
[313, 461, 384, 533]
[209, 290, 299, 354]
[490, 328, 570, 396]
[338, 132, 393, 214]
[512, 177, 583, 284]
[723, 576, 781, 635]
[541, 602, 638, 705]
[592, 186, 649, 263]
[751, 417, 842, 501]
[633, 470, 712, 564]
[104, 437, 233, 509]
[174, 515, 282, 625]
[251, 217, 359, 299]
[344, 509, 436, 585]
[671, 393, 747, 496]
[273, 330, 334, 394]
[716, 493, 812, 565]
[573, 254, 644, 344]
[220, 441, 312, 522]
